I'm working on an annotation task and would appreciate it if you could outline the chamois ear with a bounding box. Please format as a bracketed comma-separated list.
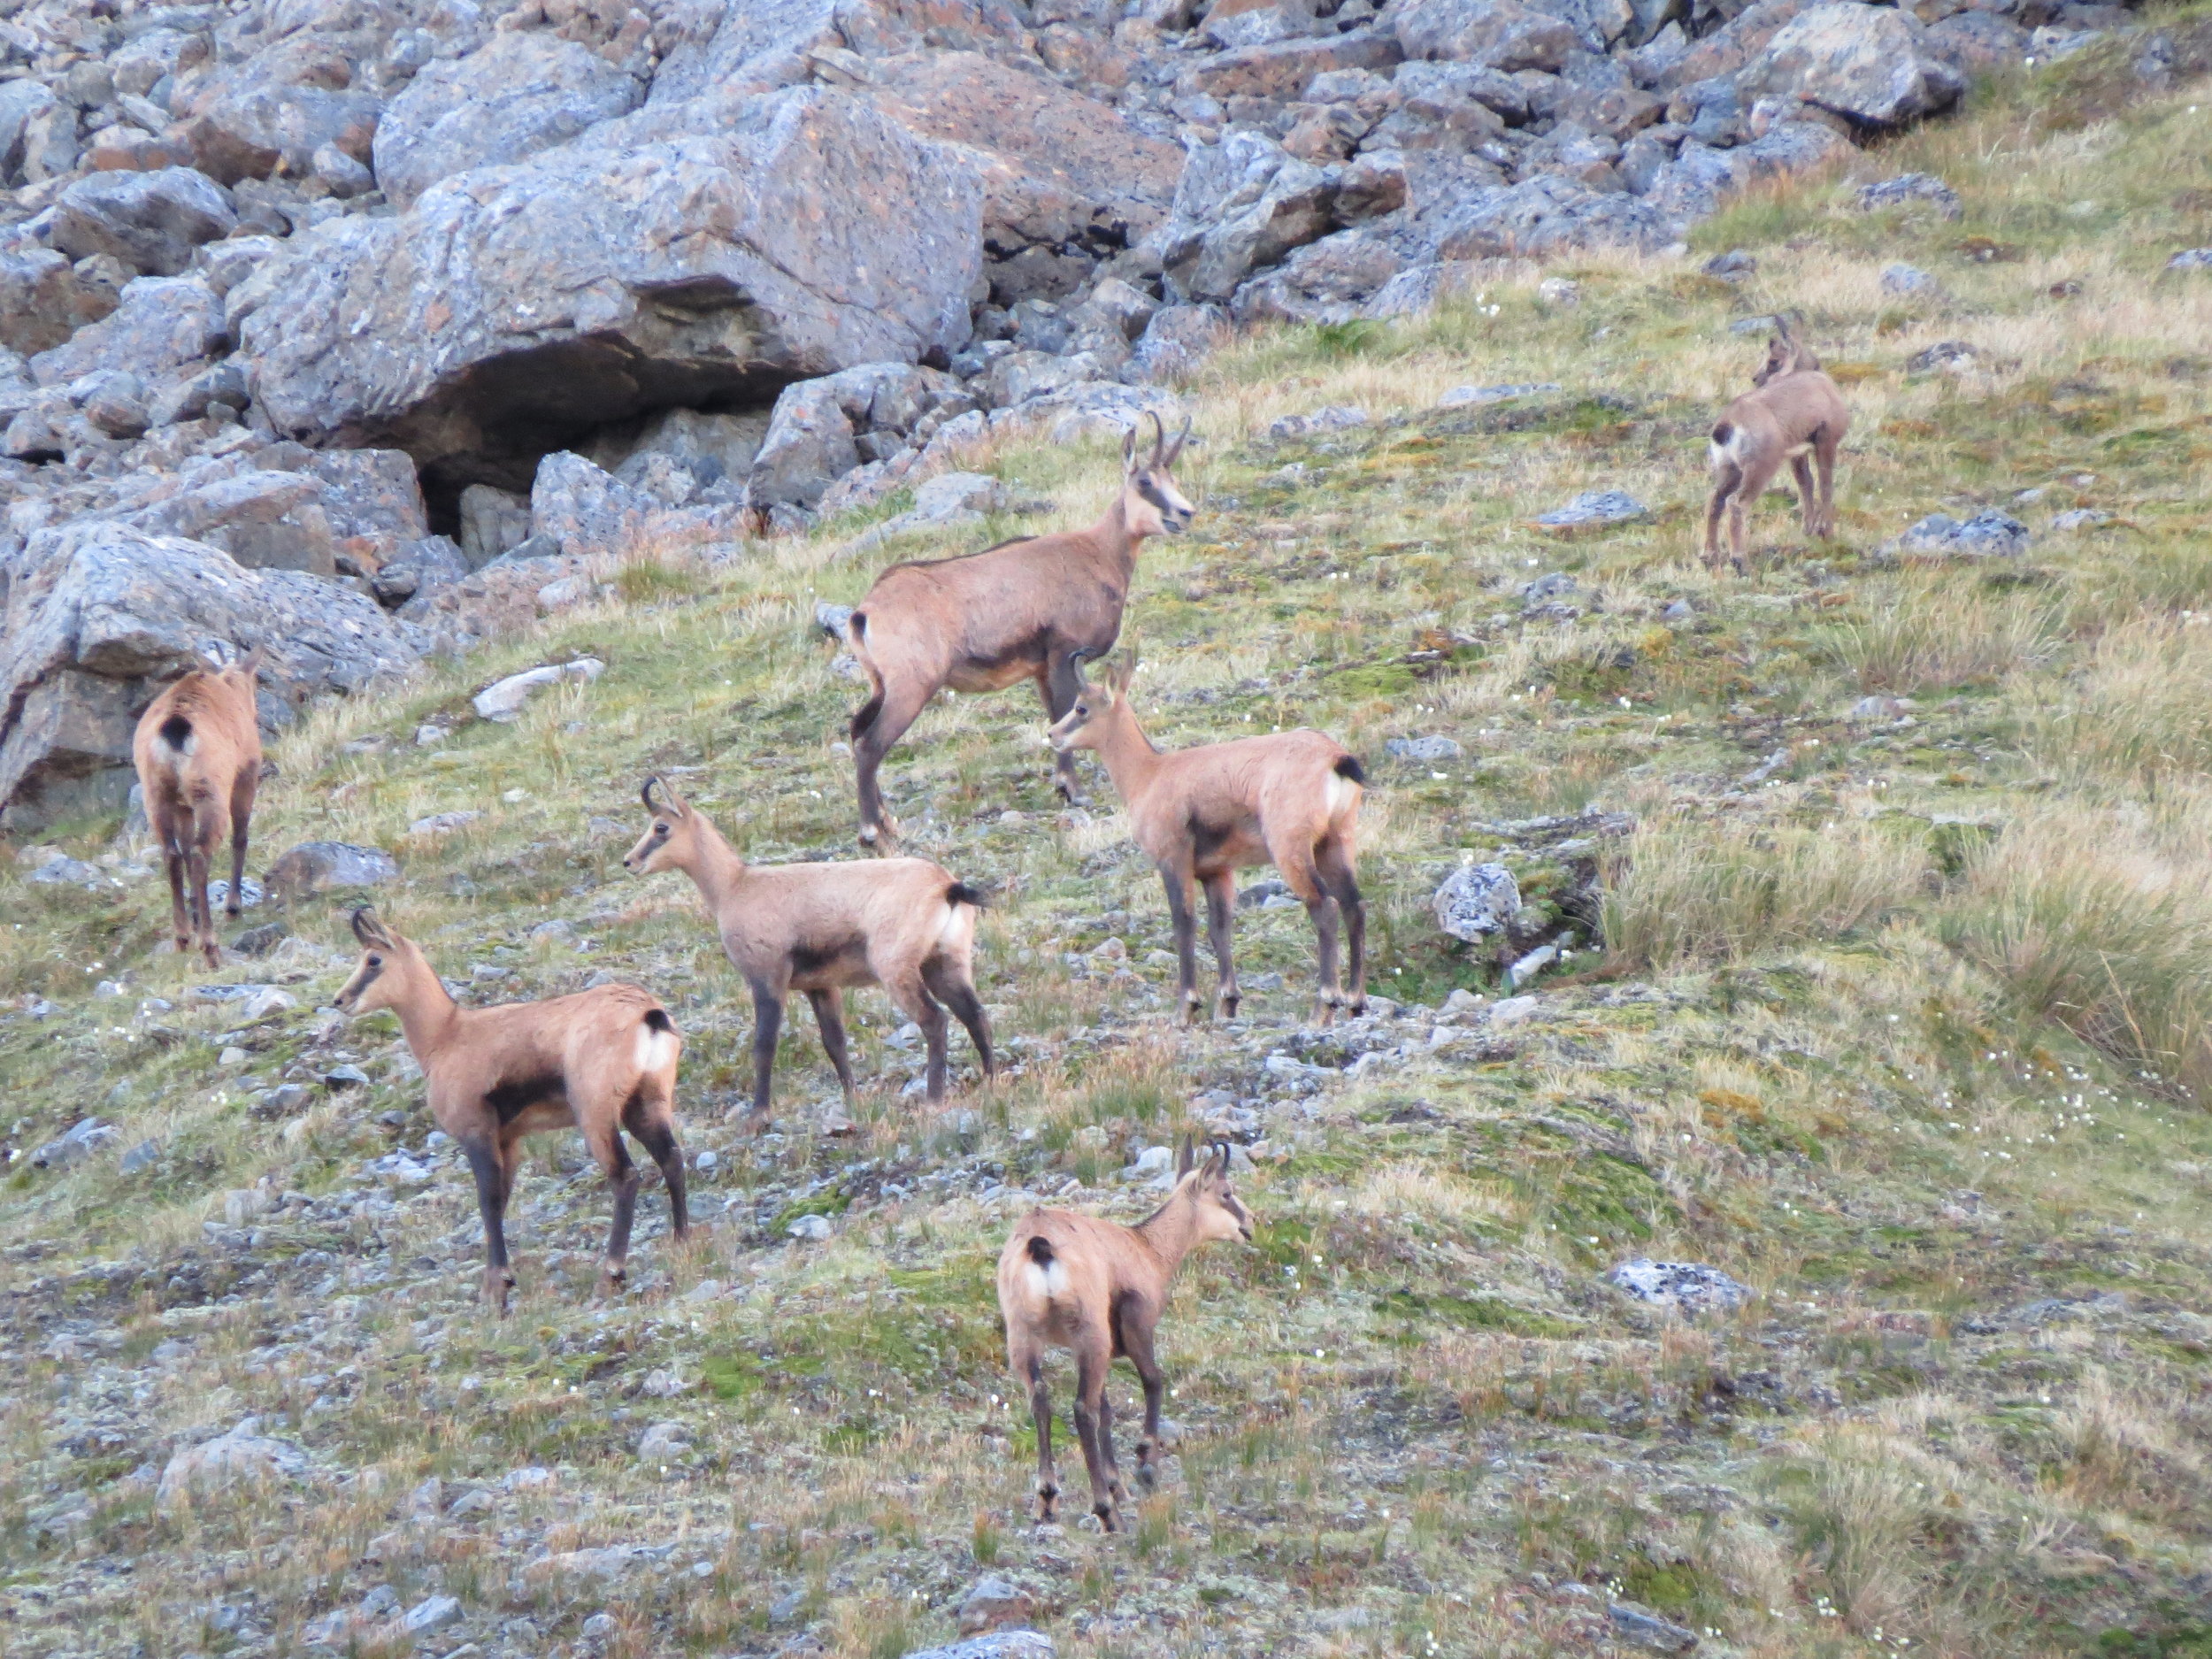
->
[644, 774, 691, 818]
[1108, 655, 1137, 696]
[234, 644, 266, 680]
[1163, 415, 1191, 469]
[1122, 422, 1141, 473]
[1175, 1134, 1195, 1179]
[350, 906, 393, 949]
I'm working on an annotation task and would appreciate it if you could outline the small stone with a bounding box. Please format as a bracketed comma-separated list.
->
[502, 1466, 555, 1491]
[415, 725, 447, 747]
[1663, 598, 1694, 621]
[408, 810, 482, 838]
[1906, 340, 1978, 374]
[233, 921, 290, 956]
[902, 1632, 1056, 1659]
[1890, 509, 2029, 559]
[1488, 995, 1540, 1024]
[958, 1576, 1036, 1636]
[1856, 172, 1962, 219]
[1701, 249, 1756, 281]
[1386, 734, 1462, 762]
[2052, 508, 2110, 530]
[2168, 248, 2212, 270]
[1268, 404, 1368, 439]
[1880, 262, 1942, 296]
[447, 1487, 495, 1517]
[402, 1594, 463, 1635]
[120, 1139, 161, 1175]
[324, 1064, 370, 1088]
[1435, 381, 1559, 409]
[1607, 1601, 1700, 1653]
[529, 918, 579, 945]
[638, 1421, 691, 1458]
[1536, 491, 1645, 528]
[472, 658, 606, 723]
[787, 1213, 832, 1241]
[1604, 1258, 1750, 1316]
[29, 1118, 118, 1170]
[1536, 277, 1579, 307]
[815, 601, 855, 640]
[1507, 943, 1557, 987]
[581, 1612, 619, 1640]
[1849, 695, 1906, 720]
[219, 1046, 250, 1066]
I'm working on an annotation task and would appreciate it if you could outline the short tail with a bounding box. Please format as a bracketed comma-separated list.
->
[947, 880, 991, 910]
[157, 713, 193, 751]
[1025, 1235, 1055, 1268]
[1333, 755, 1365, 786]
[636, 1005, 680, 1071]
[1711, 419, 1734, 448]
[643, 1008, 676, 1035]
[846, 611, 887, 741]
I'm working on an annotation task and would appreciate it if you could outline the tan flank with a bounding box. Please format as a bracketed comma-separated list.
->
[334, 907, 688, 1313]
[1048, 657, 1368, 1026]
[621, 774, 994, 1124]
[131, 649, 265, 970]
[1703, 312, 1851, 572]
[996, 1139, 1254, 1532]
[842, 412, 1197, 850]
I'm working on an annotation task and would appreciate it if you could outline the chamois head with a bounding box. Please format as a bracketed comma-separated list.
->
[1172, 1137, 1255, 1242]
[1120, 412, 1195, 539]
[335, 907, 426, 1016]
[1753, 313, 1820, 386]
[623, 775, 703, 876]
[1046, 655, 1135, 754]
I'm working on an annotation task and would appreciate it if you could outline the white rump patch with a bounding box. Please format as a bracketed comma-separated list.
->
[938, 896, 975, 949]
[1324, 770, 1356, 818]
[1025, 1258, 1070, 1300]
[635, 1021, 679, 1073]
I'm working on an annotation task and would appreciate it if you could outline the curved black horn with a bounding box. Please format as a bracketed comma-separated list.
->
[1146, 408, 1166, 468]
[349, 906, 380, 945]
[1164, 415, 1192, 468]
[641, 776, 664, 812]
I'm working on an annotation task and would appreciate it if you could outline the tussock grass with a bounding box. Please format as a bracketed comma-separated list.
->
[1604, 816, 1932, 970]
[1943, 801, 2212, 1101]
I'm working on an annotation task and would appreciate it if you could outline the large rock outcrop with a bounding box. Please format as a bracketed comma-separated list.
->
[235, 85, 984, 510]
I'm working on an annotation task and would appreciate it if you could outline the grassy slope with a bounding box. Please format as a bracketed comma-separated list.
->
[8, 33, 2212, 1659]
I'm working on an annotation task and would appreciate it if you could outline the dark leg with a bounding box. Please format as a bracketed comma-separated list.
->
[598, 1134, 641, 1295]
[1790, 454, 1816, 539]
[806, 988, 857, 1099]
[1159, 862, 1202, 1025]
[1122, 1314, 1169, 1492]
[626, 1099, 689, 1241]
[1317, 840, 1366, 1016]
[1071, 1347, 1119, 1532]
[1042, 650, 1090, 804]
[163, 843, 190, 957]
[748, 980, 785, 1128]
[923, 960, 996, 1083]
[226, 774, 256, 919]
[1202, 870, 1240, 1021]
[1024, 1352, 1058, 1523]
[853, 682, 930, 852]
[1816, 429, 1841, 537]
[462, 1137, 515, 1313]
[1703, 465, 1740, 566]
[186, 841, 219, 969]
[1097, 1387, 1129, 1505]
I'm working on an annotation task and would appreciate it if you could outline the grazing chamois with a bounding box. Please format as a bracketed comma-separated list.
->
[334, 908, 687, 1312]
[843, 411, 1195, 851]
[1048, 657, 1367, 1026]
[621, 775, 994, 1124]
[1703, 312, 1850, 572]
[997, 1139, 1254, 1531]
[131, 649, 264, 969]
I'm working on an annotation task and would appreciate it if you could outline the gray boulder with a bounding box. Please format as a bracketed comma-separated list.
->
[121, 472, 339, 578]
[1738, 3, 1964, 130]
[530, 451, 662, 555]
[0, 251, 116, 357]
[1156, 131, 1341, 303]
[1131, 305, 1230, 382]
[181, 81, 381, 188]
[1889, 510, 2028, 559]
[1538, 489, 1647, 526]
[901, 1632, 1055, 1659]
[1856, 171, 1962, 219]
[30, 1117, 119, 1171]
[30, 277, 227, 391]
[1425, 170, 1672, 258]
[237, 86, 983, 506]
[0, 522, 420, 829]
[749, 363, 948, 511]
[1605, 1258, 1751, 1315]
[1394, 0, 1579, 71]
[1233, 232, 1409, 324]
[373, 30, 648, 209]
[369, 536, 471, 606]
[51, 168, 239, 279]
[1434, 862, 1520, 941]
[458, 485, 533, 569]
[157, 1423, 311, 1514]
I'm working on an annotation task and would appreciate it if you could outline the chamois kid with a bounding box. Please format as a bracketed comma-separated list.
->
[622, 776, 994, 1123]
[132, 649, 264, 968]
[1048, 657, 1367, 1026]
[998, 1140, 1254, 1531]
[334, 908, 688, 1312]
[1704, 312, 1851, 572]
[842, 411, 1195, 851]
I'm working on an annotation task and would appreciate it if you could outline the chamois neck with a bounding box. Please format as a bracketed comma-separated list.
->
[1089, 490, 1143, 572]
[676, 812, 749, 910]
[389, 964, 461, 1060]
[1089, 701, 1163, 803]
[1133, 1182, 1203, 1278]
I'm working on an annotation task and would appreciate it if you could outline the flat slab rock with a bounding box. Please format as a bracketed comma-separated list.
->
[1606, 1258, 1751, 1315]
[903, 1632, 1056, 1659]
[472, 657, 605, 721]
[1536, 489, 1646, 526]
[1889, 509, 2029, 558]
[265, 840, 400, 897]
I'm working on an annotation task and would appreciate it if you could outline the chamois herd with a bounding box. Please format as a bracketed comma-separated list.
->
[118, 333, 1845, 1529]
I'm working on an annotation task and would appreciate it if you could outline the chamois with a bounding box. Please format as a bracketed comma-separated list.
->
[621, 775, 994, 1124]
[997, 1140, 1254, 1531]
[1704, 312, 1851, 572]
[842, 411, 1195, 851]
[334, 908, 688, 1312]
[131, 649, 264, 969]
[1048, 657, 1368, 1026]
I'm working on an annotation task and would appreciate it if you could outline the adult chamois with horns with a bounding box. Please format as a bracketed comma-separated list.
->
[622, 775, 995, 1124]
[842, 411, 1195, 850]
[997, 1139, 1255, 1532]
[1703, 311, 1850, 572]
[334, 909, 689, 1312]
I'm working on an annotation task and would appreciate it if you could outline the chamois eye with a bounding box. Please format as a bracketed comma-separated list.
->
[366, 955, 382, 967]
[654, 821, 668, 834]
[1076, 704, 1088, 717]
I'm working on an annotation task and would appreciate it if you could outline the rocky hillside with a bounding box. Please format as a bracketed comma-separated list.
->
[11, 9, 2212, 1659]
[0, 0, 2152, 833]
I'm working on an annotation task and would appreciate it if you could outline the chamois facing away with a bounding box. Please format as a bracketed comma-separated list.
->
[842, 411, 1195, 852]
[1048, 657, 1368, 1027]
[1704, 312, 1850, 572]
[132, 649, 264, 969]
[621, 775, 994, 1125]
[334, 908, 688, 1312]
[997, 1140, 1254, 1531]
